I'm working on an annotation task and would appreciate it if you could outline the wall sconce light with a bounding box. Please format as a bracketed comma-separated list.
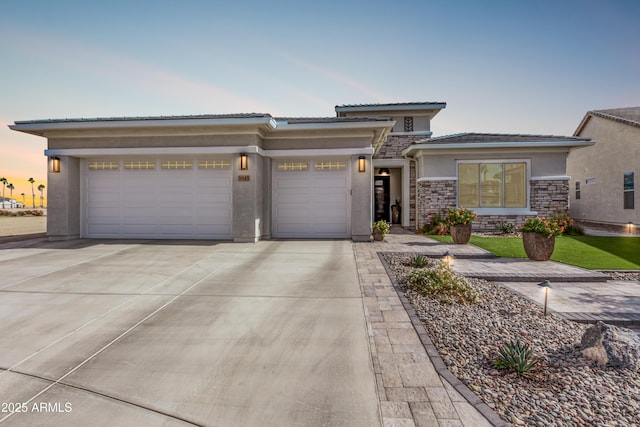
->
[51, 157, 61, 173]
[537, 280, 553, 316]
[358, 156, 366, 173]
[239, 153, 248, 171]
[442, 251, 454, 268]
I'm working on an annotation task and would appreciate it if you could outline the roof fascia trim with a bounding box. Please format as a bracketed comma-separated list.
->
[335, 104, 446, 113]
[402, 140, 594, 155]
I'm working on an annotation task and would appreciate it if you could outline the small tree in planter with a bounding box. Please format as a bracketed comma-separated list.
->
[446, 207, 477, 244]
[372, 220, 391, 241]
[519, 216, 568, 260]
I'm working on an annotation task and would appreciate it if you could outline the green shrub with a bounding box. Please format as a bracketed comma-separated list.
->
[407, 265, 479, 304]
[410, 254, 429, 268]
[551, 210, 584, 236]
[498, 222, 516, 234]
[422, 214, 449, 235]
[493, 339, 539, 375]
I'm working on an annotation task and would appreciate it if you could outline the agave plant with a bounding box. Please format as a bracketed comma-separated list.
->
[410, 254, 429, 268]
[493, 339, 539, 375]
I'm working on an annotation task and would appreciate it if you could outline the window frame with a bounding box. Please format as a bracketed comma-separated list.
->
[624, 171, 635, 210]
[456, 159, 532, 214]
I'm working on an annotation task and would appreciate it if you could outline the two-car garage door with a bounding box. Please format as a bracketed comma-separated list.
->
[84, 159, 233, 239]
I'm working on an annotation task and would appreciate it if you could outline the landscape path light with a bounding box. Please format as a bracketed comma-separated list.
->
[442, 251, 454, 268]
[537, 280, 553, 316]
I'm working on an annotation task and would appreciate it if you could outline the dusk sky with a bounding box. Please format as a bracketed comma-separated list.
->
[1, 0, 639, 201]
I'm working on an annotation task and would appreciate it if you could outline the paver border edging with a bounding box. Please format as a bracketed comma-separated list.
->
[377, 252, 510, 427]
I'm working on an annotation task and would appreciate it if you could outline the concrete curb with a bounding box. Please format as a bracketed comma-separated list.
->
[377, 253, 510, 427]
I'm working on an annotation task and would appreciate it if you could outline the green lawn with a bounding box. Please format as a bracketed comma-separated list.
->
[427, 234, 640, 270]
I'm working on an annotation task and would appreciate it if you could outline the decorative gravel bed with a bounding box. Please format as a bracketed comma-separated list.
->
[383, 253, 640, 427]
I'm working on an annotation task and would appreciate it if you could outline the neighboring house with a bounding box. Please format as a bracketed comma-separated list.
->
[0, 198, 24, 208]
[567, 107, 639, 234]
[9, 102, 591, 241]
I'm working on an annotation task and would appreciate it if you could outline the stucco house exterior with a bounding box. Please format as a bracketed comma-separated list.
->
[567, 107, 639, 233]
[9, 102, 592, 241]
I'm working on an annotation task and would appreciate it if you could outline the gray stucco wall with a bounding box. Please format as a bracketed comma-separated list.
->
[419, 149, 569, 178]
[351, 154, 373, 242]
[568, 117, 639, 226]
[47, 156, 81, 240]
[49, 134, 261, 149]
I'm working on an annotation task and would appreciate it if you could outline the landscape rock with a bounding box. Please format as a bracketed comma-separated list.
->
[581, 321, 640, 371]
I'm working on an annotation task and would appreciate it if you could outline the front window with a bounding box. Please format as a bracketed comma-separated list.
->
[458, 161, 527, 208]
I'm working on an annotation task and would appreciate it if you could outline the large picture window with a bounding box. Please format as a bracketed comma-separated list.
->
[458, 161, 527, 208]
[624, 171, 634, 209]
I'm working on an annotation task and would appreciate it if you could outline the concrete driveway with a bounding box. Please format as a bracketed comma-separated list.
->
[0, 240, 379, 426]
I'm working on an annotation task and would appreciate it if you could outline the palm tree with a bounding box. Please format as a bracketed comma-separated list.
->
[37, 184, 45, 208]
[7, 183, 14, 207]
[28, 177, 35, 208]
[20, 193, 25, 207]
[0, 177, 6, 208]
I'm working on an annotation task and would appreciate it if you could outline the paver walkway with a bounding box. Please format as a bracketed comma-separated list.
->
[353, 231, 504, 427]
[353, 227, 640, 426]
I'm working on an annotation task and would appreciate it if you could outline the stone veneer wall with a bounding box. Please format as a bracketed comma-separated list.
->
[416, 180, 456, 229]
[409, 162, 416, 228]
[417, 178, 570, 231]
[530, 179, 569, 217]
[376, 135, 424, 159]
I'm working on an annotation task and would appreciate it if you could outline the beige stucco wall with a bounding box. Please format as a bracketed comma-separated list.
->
[47, 156, 81, 240]
[263, 136, 372, 150]
[418, 149, 569, 178]
[351, 154, 373, 241]
[49, 134, 261, 149]
[568, 117, 639, 225]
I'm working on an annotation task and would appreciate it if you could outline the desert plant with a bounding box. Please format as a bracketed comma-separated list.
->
[498, 222, 516, 234]
[410, 254, 429, 268]
[551, 211, 585, 236]
[446, 207, 477, 225]
[407, 264, 479, 304]
[519, 216, 567, 238]
[373, 220, 391, 236]
[493, 339, 539, 375]
[422, 213, 450, 235]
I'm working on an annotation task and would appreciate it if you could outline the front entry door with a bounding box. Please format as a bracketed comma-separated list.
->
[374, 176, 390, 222]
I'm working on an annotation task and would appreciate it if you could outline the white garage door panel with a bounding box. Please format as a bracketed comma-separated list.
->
[85, 160, 232, 239]
[272, 161, 350, 238]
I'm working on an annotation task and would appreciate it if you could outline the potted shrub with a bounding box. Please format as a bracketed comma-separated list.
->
[372, 220, 391, 241]
[446, 207, 477, 244]
[519, 216, 567, 261]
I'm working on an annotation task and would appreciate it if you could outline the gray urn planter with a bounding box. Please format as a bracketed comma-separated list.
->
[522, 232, 555, 261]
[450, 224, 472, 244]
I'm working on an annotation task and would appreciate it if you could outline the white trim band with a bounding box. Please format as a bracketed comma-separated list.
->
[417, 176, 458, 182]
[45, 146, 375, 158]
[530, 176, 570, 181]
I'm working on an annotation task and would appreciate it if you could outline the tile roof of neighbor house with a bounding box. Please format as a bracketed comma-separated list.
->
[574, 106, 640, 135]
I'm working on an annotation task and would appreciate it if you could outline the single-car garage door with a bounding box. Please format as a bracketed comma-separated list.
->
[272, 159, 351, 238]
[84, 159, 233, 239]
